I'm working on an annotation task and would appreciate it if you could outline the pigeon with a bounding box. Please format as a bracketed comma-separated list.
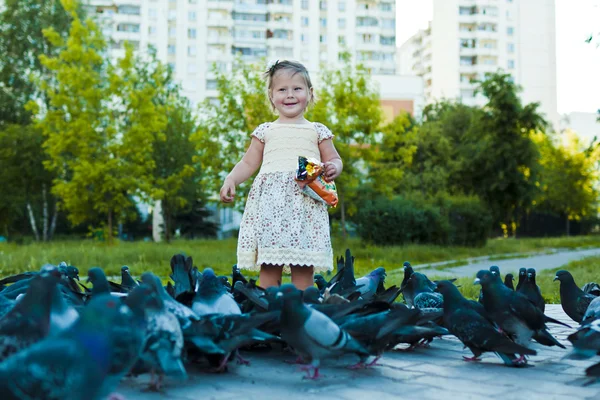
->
[232, 264, 248, 286]
[0, 270, 60, 362]
[407, 272, 443, 309]
[169, 254, 194, 300]
[303, 287, 322, 304]
[330, 249, 357, 295]
[582, 282, 600, 297]
[436, 280, 536, 366]
[516, 267, 527, 291]
[476, 269, 565, 352]
[479, 265, 501, 304]
[233, 280, 269, 312]
[504, 273, 515, 291]
[400, 261, 416, 307]
[48, 272, 80, 336]
[354, 267, 387, 300]
[582, 296, 600, 325]
[192, 268, 240, 316]
[120, 266, 139, 290]
[150, 275, 200, 330]
[0, 295, 130, 400]
[135, 273, 187, 390]
[554, 270, 597, 323]
[314, 274, 327, 294]
[518, 268, 545, 312]
[278, 284, 369, 379]
[566, 318, 600, 360]
[0, 295, 14, 319]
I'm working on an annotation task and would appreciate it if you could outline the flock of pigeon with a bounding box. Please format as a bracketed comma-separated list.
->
[0, 249, 598, 399]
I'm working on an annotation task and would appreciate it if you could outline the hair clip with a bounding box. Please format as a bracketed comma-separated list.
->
[266, 59, 279, 74]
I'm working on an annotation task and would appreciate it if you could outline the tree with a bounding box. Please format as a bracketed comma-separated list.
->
[533, 129, 600, 235]
[366, 112, 418, 198]
[0, 0, 84, 127]
[307, 53, 384, 237]
[36, 2, 167, 243]
[192, 58, 273, 208]
[0, 124, 58, 240]
[464, 72, 546, 233]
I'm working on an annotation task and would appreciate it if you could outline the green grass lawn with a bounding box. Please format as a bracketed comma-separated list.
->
[437, 255, 600, 304]
[2, 235, 600, 284]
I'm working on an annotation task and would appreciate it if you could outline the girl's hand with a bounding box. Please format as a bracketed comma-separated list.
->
[323, 162, 340, 181]
[220, 178, 236, 203]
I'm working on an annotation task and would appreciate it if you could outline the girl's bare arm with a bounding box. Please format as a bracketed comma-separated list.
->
[226, 137, 265, 185]
[319, 139, 343, 181]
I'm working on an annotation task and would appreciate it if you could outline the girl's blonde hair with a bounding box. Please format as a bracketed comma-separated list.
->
[263, 60, 315, 111]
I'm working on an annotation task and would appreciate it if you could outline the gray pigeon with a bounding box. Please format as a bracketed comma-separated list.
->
[355, 267, 387, 300]
[192, 268, 240, 316]
[566, 318, 600, 360]
[515, 268, 527, 291]
[135, 273, 187, 391]
[0, 295, 132, 400]
[0, 295, 14, 319]
[582, 296, 600, 325]
[518, 268, 545, 312]
[407, 273, 443, 309]
[120, 266, 139, 290]
[554, 270, 597, 323]
[278, 284, 369, 379]
[0, 270, 60, 362]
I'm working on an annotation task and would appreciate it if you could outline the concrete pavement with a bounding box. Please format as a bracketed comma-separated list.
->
[118, 305, 600, 400]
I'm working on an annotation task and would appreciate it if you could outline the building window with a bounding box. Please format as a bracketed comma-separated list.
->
[507, 26, 514, 35]
[206, 79, 217, 90]
[380, 36, 395, 46]
[320, 18, 327, 28]
[118, 5, 140, 15]
[338, 1, 345, 12]
[117, 23, 140, 33]
[148, 26, 157, 35]
[301, 34, 308, 44]
[382, 19, 395, 29]
[301, 0, 309, 9]
[508, 59, 515, 69]
[189, 11, 197, 21]
[168, 10, 176, 20]
[320, 1, 327, 10]
[168, 44, 176, 55]
[338, 18, 346, 29]
[338, 35, 345, 45]
[188, 28, 197, 39]
[188, 45, 197, 56]
[507, 43, 515, 53]
[188, 63, 197, 74]
[320, 34, 327, 43]
[149, 8, 157, 18]
[379, 2, 392, 12]
[301, 17, 309, 27]
[169, 27, 177, 37]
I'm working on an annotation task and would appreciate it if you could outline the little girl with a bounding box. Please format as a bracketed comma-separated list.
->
[219, 60, 342, 290]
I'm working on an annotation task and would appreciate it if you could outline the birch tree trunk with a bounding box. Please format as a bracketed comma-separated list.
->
[42, 184, 49, 241]
[49, 201, 58, 240]
[26, 203, 40, 241]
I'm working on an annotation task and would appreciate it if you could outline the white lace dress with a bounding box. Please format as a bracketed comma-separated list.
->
[236, 122, 334, 273]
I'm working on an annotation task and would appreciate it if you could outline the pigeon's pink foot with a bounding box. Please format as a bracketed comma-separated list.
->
[366, 356, 382, 367]
[300, 366, 322, 380]
[462, 356, 482, 362]
[211, 355, 230, 373]
[236, 353, 251, 366]
[512, 355, 528, 364]
[347, 362, 366, 370]
[285, 356, 306, 365]
[108, 393, 127, 400]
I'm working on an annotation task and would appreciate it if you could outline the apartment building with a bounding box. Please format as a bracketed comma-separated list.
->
[398, 0, 559, 129]
[86, 0, 398, 106]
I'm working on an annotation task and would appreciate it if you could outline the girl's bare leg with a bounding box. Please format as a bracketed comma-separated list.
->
[259, 264, 283, 288]
[291, 266, 314, 290]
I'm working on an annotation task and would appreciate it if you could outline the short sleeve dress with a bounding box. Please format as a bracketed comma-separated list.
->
[236, 122, 334, 273]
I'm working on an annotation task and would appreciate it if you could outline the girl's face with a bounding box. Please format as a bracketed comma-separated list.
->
[270, 69, 312, 120]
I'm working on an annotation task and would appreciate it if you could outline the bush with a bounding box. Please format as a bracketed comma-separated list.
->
[355, 194, 491, 247]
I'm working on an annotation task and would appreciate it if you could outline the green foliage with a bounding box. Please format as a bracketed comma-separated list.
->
[366, 112, 418, 198]
[192, 58, 273, 209]
[36, 4, 167, 241]
[0, 0, 83, 127]
[307, 53, 384, 233]
[532, 130, 600, 232]
[355, 194, 492, 247]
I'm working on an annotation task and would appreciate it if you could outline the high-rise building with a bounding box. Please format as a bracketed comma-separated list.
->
[398, 0, 559, 129]
[85, 0, 398, 107]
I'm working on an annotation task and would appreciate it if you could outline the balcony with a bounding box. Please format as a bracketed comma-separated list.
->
[266, 37, 294, 48]
[355, 24, 380, 34]
[266, 3, 293, 15]
[267, 19, 292, 31]
[207, 52, 231, 62]
[233, 3, 267, 14]
[355, 8, 380, 18]
[208, 18, 234, 28]
[208, 0, 234, 12]
[208, 35, 234, 46]
[235, 36, 266, 46]
[356, 41, 380, 52]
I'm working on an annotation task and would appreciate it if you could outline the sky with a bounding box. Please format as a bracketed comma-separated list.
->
[396, 0, 600, 115]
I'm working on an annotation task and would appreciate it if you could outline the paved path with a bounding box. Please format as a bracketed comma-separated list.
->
[410, 247, 600, 278]
[118, 305, 600, 400]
